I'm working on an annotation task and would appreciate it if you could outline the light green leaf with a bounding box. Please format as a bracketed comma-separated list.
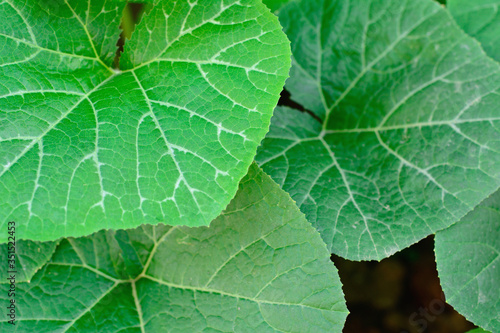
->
[448, 0, 500, 62]
[435, 190, 500, 332]
[0, 239, 58, 283]
[0, 0, 290, 242]
[0, 164, 348, 332]
[256, 0, 500, 260]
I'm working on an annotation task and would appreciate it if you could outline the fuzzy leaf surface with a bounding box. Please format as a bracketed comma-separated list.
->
[256, 0, 500, 260]
[0, 164, 348, 332]
[0, 0, 290, 242]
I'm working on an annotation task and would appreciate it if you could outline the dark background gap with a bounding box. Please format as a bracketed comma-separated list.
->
[277, 89, 323, 123]
[333, 235, 476, 333]
[113, 3, 146, 68]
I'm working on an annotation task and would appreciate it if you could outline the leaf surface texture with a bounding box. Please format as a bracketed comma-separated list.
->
[0, 239, 57, 283]
[0, 164, 348, 332]
[435, 189, 500, 332]
[256, 0, 500, 260]
[0, 0, 290, 241]
[448, 0, 500, 62]
[435, 5, 500, 331]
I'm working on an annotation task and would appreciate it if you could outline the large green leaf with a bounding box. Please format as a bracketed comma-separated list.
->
[435, 190, 500, 332]
[0, 239, 58, 283]
[255, 0, 500, 260]
[0, 0, 290, 242]
[0, 164, 348, 332]
[448, 0, 500, 62]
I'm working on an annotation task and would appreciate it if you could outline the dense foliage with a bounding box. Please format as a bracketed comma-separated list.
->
[0, 0, 498, 332]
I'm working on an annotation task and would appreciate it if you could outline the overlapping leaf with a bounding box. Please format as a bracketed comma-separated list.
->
[435, 190, 500, 332]
[0, 0, 290, 242]
[256, 0, 500, 260]
[448, 0, 500, 62]
[0, 164, 348, 332]
[262, 0, 293, 13]
[434, 4, 500, 332]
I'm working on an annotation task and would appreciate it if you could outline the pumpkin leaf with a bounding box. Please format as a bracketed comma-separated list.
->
[256, 0, 500, 260]
[0, 0, 290, 242]
[0, 164, 348, 332]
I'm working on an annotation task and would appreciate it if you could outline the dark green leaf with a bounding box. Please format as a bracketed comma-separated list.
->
[256, 0, 500, 260]
[0, 239, 57, 283]
[435, 190, 500, 332]
[0, 164, 348, 332]
[448, 0, 500, 62]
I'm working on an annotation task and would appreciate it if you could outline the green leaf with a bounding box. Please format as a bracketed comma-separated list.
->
[0, 0, 290, 242]
[0, 164, 348, 332]
[448, 0, 500, 62]
[262, 0, 295, 13]
[435, 189, 500, 332]
[0, 239, 58, 283]
[439, 3, 500, 331]
[466, 329, 493, 333]
[255, 0, 500, 260]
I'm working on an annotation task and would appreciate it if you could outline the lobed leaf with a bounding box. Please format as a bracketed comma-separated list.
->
[0, 164, 348, 332]
[256, 0, 500, 260]
[0, 0, 290, 242]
